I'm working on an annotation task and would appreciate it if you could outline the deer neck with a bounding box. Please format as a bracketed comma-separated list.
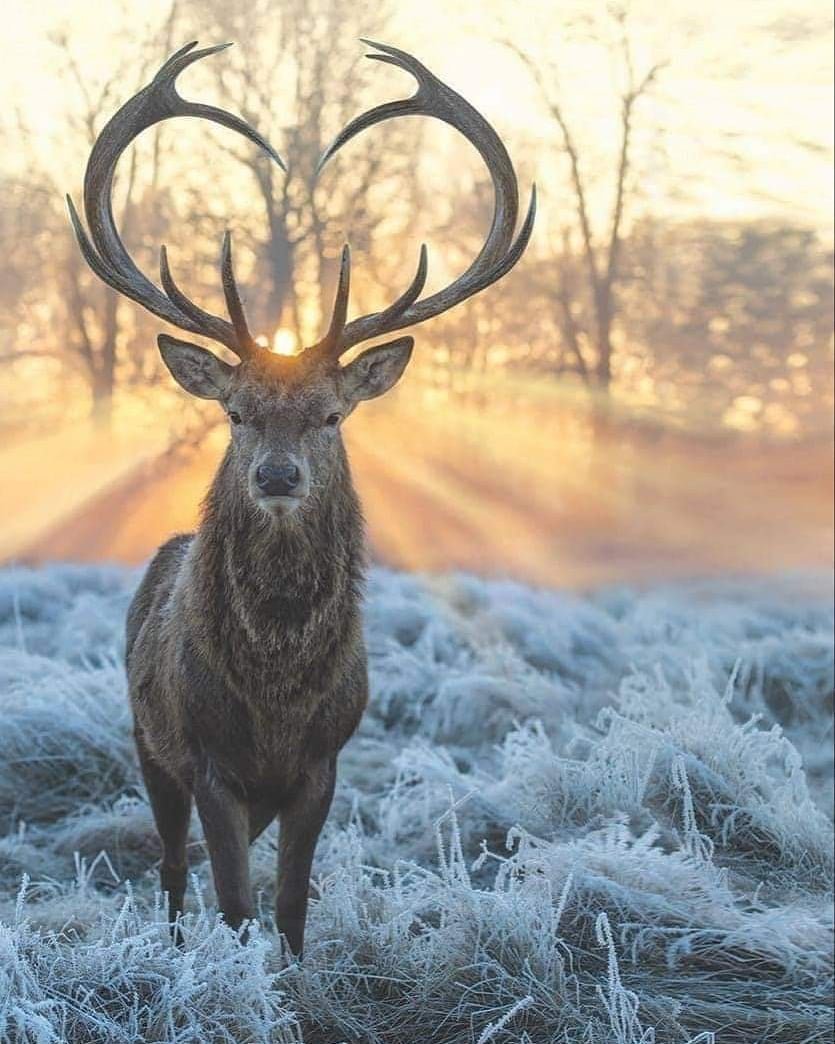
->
[190, 444, 365, 641]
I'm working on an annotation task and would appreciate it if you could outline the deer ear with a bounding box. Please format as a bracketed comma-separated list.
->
[340, 336, 414, 403]
[158, 334, 234, 400]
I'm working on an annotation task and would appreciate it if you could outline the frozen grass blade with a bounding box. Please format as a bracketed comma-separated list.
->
[0, 564, 831, 1042]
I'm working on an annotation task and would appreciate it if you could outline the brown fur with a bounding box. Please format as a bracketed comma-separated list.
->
[124, 346, 410, 954]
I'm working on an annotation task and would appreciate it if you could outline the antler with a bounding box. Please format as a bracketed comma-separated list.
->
[66, 41, 284, 360]
[312, 40, 536, 361]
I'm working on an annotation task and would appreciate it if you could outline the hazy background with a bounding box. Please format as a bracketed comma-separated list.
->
[1, 0, 832, 588]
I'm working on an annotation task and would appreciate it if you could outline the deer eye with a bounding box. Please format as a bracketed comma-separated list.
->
[228, 410, 242, 425]
[325, 412, 342, 427]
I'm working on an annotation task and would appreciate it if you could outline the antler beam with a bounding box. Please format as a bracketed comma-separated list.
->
[313, 40, 536, 360]
[66, 41, 284, 360]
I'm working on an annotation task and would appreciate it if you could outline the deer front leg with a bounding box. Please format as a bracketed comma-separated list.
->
[193, 769, 254, 933]
[276, 758, 336, 957]
[134, 726, 191, 941]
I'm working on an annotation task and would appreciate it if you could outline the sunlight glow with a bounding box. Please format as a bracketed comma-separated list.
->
[272, 328, 298, 356]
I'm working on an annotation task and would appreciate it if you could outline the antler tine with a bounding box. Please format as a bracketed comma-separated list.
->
[315, 41, 534, 356]
[220, 232, 256, 354]
[156, 242, 249, 359]
[67, 194, 134, 294]
[378, 243, 428, 321]
[158, 233, 258, 360]
[312, 243, 429, 364]
[327, 245, 352, 341]
[67, 42, 284, 359]
[481, 186, 537, 283]
[315, 98, 416, 178]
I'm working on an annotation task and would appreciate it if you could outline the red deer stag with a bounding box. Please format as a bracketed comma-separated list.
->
[67, 39, 535, 955]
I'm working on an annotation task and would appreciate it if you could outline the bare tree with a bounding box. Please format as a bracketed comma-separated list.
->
[506, 9, 665, 394]
[40, 19, 184, 428]
[3, 2, 422, 434]
[177, 0, 423, 345]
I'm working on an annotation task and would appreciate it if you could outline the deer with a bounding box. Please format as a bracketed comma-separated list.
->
[67, 39, 535, 956]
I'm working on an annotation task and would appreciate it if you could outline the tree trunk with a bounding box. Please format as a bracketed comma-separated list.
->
[90, 291, 119, 430]
[91, 385, 114, 430]
[265, 209, 293, 329]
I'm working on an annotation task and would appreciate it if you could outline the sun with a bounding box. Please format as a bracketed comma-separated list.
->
[272, 328, 298, 356]
[253, 329, 298, 355]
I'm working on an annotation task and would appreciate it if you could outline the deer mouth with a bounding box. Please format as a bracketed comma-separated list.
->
[255, 493, 306, 518]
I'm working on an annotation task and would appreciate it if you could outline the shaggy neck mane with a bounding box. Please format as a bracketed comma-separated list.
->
[187, 444, 365, 685]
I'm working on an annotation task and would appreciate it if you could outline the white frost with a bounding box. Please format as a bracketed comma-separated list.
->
[0, 563, 832, 1042]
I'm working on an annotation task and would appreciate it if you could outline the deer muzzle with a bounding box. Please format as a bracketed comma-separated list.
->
[251, 458, 309, 516]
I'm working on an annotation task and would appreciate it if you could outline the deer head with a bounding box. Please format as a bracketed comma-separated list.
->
[68, 40, 535, 519]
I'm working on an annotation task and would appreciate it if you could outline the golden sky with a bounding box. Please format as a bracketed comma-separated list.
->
[2, 0, 833, 236]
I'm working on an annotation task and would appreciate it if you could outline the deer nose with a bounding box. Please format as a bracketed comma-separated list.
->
[255, 462, 301, 497]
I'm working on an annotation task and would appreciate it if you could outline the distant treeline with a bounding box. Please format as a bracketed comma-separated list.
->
[0, 0, 831, 439]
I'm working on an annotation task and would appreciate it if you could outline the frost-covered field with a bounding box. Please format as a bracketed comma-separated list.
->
[0, 564, 832, 1043]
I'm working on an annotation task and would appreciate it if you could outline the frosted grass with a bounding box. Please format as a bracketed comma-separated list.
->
[0, 564, 832, 1042]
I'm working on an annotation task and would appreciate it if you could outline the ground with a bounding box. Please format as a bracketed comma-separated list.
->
[0, 563, 832, 1043]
